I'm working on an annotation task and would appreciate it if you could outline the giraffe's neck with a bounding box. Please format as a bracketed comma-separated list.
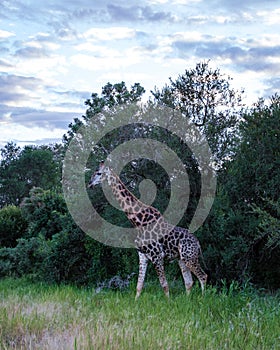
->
[105, 169, 162, 228]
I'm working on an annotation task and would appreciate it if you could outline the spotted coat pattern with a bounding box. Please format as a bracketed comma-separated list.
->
[88, 163, 207, 298]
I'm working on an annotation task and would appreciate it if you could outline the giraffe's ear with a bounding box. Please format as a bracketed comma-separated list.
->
[98, 161, 105, 172]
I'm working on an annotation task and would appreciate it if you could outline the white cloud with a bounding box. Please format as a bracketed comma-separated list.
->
[25, 39, 60, 51]
[0, 29, 15, 38]
[14, 55, 68, 83]
[70, 53, 120, 71]
[246, 34, 280, 48]
[257, 8, 280, 25]
[83, 27, 137, 41]
[168, 31, 206, 43]
[0, 123, 65, 145]
[171, 0, 202, 3]
[70, 45, 144, 72]
[74, 42, 120, 57]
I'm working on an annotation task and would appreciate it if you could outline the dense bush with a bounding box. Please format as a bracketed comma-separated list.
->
[0, 236, 50, 278]
[0, 205, 28, 248]
[0, 144, 61, 207]
[21, 187, 68, 240]
[199, 97, 280, 289]
[0, 187, 138, 285]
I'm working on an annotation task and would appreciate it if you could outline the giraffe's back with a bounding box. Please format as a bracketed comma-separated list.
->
[137, 223, 201, 263]
[161, 226, 201, 261]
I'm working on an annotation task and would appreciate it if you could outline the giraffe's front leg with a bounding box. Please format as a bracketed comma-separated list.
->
[135, 251, 148, 300]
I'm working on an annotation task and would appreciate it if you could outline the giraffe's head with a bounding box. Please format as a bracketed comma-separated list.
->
[88, 162, 110, 188]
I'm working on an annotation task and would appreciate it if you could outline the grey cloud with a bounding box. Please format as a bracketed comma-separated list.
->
[265, 77, 280, 90]
[0, 90, 25, 104]
[216, 0, 276, 6]
[1, 0, 274, 28]
[248, 46, 280, 60]
[195, 44, 244, 60]
[50, 89, 89, 102]
[12, 34, 55, 57]
[172, 40, 203, 55]
[264, 77, 280, 98]
[0, 59, 13, 68]
[223, 46, 280, 73]
[0, 73, 39, 86]
[107, 4, 176, 23]
[172, 35, 280, 74]
[0, 0, 40, 22]
[47, 20, 79, 40]
[0, 104, 74, 131]
[70, 7, 106, 21]
[14, 46, 48, 59]
[209, 0, 276, 13]
[0, 46, 10, 54]
[0, 74, 40, 103]
[0, 1, 205, 31]
[0, 74, 84, 130]
[15, 109, 74, 130]
[236, 60, 280, 74]
[0, 73, 88, 106]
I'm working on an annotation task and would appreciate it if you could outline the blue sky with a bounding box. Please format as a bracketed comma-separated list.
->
[0, 0, 279, 147]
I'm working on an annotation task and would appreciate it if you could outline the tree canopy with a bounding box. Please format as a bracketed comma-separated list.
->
[0, 143, 61, 207]
[152, 61, 244, 163]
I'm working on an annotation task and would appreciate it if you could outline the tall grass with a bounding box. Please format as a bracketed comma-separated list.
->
[0, 278, 279, 349]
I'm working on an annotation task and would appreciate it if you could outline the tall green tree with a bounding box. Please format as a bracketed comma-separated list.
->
[202, 95, 280, 289]
[21, 187, 67, 240]
[63, 81, 145, 144]
[152, 61, 244, 163]
[224, 95, 280, 206]
[0, 205, 28, 247]
[0, 144, 61, 207]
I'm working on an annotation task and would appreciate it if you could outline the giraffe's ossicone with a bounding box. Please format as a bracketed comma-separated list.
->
[88, 162, 208, 298]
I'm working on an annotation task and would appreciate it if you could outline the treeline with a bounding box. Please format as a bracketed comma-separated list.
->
[0, 62, 279, 290]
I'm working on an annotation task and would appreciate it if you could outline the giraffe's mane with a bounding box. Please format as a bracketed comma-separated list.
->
[109, 168, 160, 213]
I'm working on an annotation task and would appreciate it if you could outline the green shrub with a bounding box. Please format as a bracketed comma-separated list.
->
[0, 205, 27, 247]
[0, 235, 50, 278]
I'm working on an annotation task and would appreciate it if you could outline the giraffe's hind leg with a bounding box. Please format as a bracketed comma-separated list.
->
[152, 259, 169, 298]
[179, 241, 207, 293]
[183, 258, 207, 293]
[135, 251, 148, 299]
[178, 259, 193, 294]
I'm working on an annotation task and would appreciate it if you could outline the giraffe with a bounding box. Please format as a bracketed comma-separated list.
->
[88, 162, 207, 298]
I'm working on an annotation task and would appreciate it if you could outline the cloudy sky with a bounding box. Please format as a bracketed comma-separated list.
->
[0, 0, 279, 148]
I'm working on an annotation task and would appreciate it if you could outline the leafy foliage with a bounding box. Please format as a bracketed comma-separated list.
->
[0, 235, 50, 278]
[152, 61, 244, 163]
[224, 96, 280, 206]
[0, 143, 61, 207]
[0, 205, 28, 248]
[201, 96, 280, 289]
[63, 81, 145, 144]
[21, 187, 68, 239]
[0, 187, 137, 285]
[252, 199, 280, 252]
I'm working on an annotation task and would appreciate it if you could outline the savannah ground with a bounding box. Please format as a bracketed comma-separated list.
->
[0, 278, 279, 350]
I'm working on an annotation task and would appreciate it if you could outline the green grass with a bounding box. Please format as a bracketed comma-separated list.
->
[0, 278, 279, 349]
